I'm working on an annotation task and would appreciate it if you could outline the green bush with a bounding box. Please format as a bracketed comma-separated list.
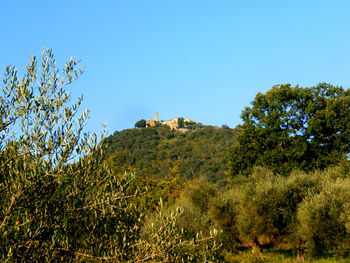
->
[142, 178, 218, 239]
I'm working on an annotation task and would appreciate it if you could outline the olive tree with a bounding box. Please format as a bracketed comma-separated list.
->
[0, 48, 145, 261]
[297, 178, 350, 257]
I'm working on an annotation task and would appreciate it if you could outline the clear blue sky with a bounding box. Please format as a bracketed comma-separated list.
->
[1, 1, 350, 134]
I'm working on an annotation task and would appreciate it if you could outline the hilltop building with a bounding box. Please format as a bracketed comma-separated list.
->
[162, 117, 196, 130]
[145, 120, 156, 127]
[162, 118, 179, 130]
[145, 112, 159, 127]
[144, 112, 196, 130]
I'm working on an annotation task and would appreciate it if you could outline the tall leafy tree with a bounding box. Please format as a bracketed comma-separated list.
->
[229, 83, 350, 176]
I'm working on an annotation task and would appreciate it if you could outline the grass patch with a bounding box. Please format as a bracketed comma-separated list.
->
[223, 249, 350, 263]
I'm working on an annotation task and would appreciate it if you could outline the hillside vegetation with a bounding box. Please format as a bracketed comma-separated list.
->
[104, 124, 238, 184]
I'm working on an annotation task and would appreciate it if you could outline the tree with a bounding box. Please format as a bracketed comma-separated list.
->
[0, 48, 144, 261]
[178, 117, 184, 128]
[233, 167, 323, 252]
[134, 119, 146, 128]
[228, 83, 350, 176]
[297, 178, 350, 257]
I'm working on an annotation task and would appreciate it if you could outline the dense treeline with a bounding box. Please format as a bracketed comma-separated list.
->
[145, 165, 350, 261]
[216, 165, 350, 259]
[1, 50, 350, 262]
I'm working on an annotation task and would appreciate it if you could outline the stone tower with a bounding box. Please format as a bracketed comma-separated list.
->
[155, 112, 159, 122]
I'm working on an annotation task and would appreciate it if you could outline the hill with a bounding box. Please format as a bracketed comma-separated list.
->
[104, 124, 238, 184]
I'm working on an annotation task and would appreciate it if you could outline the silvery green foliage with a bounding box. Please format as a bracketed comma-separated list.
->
[0, 49, 141, 261]
[135, 205, 221, 262]
[297, 178, 350, 256]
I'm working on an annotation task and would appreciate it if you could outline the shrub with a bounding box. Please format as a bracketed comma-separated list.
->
[297, 178, 350, 256]
[209, 189, 242, 251]
[137, 206, 221, 262]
